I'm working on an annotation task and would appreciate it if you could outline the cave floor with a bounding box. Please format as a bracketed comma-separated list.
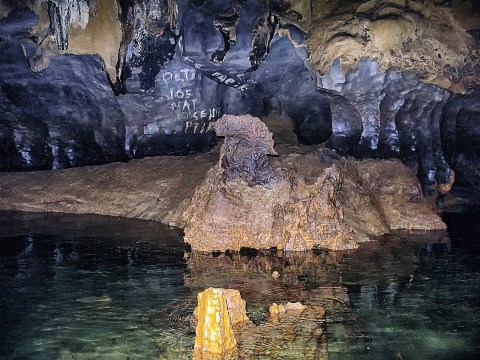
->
[0, 150, 219, 224]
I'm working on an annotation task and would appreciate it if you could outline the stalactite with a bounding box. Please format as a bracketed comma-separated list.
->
[113, 0, 135, 95]
[47, 0, 90, 51]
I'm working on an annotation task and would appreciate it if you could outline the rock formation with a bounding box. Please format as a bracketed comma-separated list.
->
[1, 1, 479, 202]
[236, 302, 328, 359]
[192, 287, 327, 360]
[182, 114, 357, 252]
[213, 114, 281, 186]
[309, 0, 480, 93]
[0, 10, 127, 171]
[182, 114, 446, 252]
[192, 288, 240, 358]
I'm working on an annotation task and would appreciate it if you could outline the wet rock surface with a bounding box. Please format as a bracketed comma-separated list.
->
[182, 115, 445, 252]
[192, 288, 239, 357]
[182, 115, 355, 252]
[0, 148, 219, 222]
[191, 286, 327, 360]
[319, 59, 480, 200]
[309, 0, 480, 93]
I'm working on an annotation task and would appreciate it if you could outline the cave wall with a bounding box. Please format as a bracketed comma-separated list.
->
[0, 0, 479, 199]
[0, 9, 127, 171]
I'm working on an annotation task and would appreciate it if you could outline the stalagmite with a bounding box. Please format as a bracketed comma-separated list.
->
[193, 288, 239, 357]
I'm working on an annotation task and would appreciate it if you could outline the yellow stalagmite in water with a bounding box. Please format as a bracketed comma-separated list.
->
[193, 288, 238, 357]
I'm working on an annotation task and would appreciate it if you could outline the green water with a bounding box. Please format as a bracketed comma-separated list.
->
[0, 209, 479, 359]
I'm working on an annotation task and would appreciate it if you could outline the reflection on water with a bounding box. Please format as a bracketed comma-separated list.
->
[1, 209, 480, 359]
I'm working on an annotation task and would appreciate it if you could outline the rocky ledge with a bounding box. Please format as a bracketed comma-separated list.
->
[181, 114, 446, 252]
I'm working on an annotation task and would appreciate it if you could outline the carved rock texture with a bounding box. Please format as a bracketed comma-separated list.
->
[236, 302, 328, 360]
[47, 0, 90, 51]
[212, 114, 280, 186]
[350, 159, 447, 231]
[191, 288, 327, 360]
[0, 10, 127, 171]
[182, 118, 446, 252]
[0, 1, 479, 204]
[319, 59, 480, 199]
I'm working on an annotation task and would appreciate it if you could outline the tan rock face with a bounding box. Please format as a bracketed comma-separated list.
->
[352, 159, 447, 230]
[66, 0, 122, 81]
[182, 114, 357, 252]
[29, 0, 122, 81]
[182, 115, 446, 252]
[308, 0, 480, 92]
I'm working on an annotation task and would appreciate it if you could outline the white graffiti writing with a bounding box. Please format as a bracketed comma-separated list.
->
[211, 72, 248, 91]
[163, 87, 194, 100]
[161, 68, 196, 83]
[182, 57, 249, 92]
[184, 108, 221, 133]
[170, 99, 198, 112]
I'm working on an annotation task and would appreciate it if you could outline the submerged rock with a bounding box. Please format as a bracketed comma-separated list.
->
[192, 288, 327, 360]
[192, 288, 240, 358]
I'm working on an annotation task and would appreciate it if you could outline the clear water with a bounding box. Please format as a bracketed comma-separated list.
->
[0, 209, 479, 359]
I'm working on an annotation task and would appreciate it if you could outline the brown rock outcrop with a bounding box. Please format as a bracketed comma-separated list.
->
[191, 288, 327, 360]
[236, 302, 328, 360]
[182, 114, 357, 252]
[212, 114, 283, 186]
[352, 159, 447, 230]
[182, 115, 447, 252]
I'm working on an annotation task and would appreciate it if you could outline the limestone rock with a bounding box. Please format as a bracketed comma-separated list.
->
[212, 114, 281, 186]
[182, 116, 356, 252]
[269, 302, 307, 316]
[192, 288, 327, 360]
[193, 288, 238, 357]
[0, 10, 127, 171]
[351, 159, 447, 230]
[309, 0, 480, 93]
[236, 303, 328, 360]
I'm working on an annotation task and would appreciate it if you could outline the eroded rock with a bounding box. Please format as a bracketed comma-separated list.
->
[191, 288, 327, 360]
[182, 115, 447, 252]
[237, 301, 328, 360]
[213, 114, 281, 186]
[352, 159, 447, 230]
[309, 0, 480, 93]
[182, 115, 357, 252]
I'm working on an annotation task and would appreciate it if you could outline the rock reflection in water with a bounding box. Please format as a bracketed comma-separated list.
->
[181, 230, 450, 358]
